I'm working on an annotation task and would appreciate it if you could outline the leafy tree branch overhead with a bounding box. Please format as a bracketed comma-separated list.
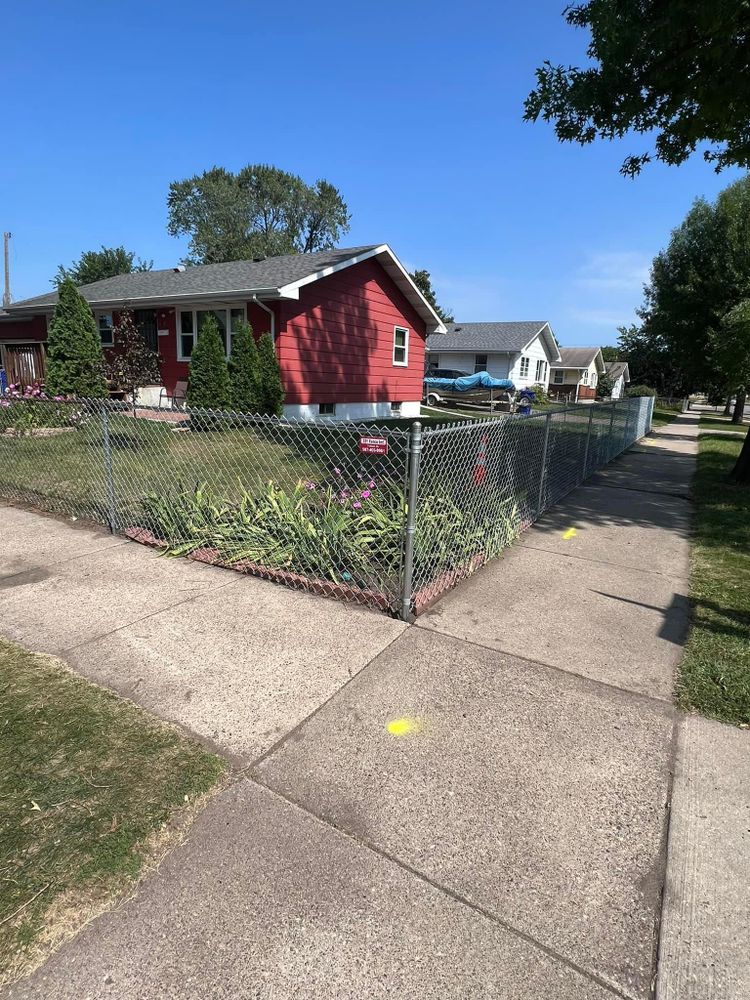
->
[524, 0, 750, 176]
[167, 164, 351, 265]
[54, 246, 152, 287]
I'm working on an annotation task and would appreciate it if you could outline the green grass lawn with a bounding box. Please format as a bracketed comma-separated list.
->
[651, 406, 682, 428]
[677, 433, 750, 725]
[699, 414, 749, 433]
[0, 639, 226, 986]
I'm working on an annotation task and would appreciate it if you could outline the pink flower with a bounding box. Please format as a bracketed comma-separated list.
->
[368, 480, 376, 489]
[339, 490, 350, 499]
[53, 396, 64, 402]
[304, 481, 316, 490]
[353, 501, 362, 509]
[360, 490, 371, 499]
[333, 467, 342, 475]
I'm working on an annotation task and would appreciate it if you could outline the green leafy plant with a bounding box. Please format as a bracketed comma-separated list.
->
[229, 320, 261, 413]
[626, 384, 657, 397]
[256, 332, 284, 416]
[186, 314, 231, 410]
[45, 280, 108, 399]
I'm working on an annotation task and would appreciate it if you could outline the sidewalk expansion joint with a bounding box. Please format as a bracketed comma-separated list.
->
[0, 539, 129, 585]
[517, 540, 690, 581]
[414, 622, 676, 709]
[583, 481, 693, 502]
[249, 774, 635, 1000]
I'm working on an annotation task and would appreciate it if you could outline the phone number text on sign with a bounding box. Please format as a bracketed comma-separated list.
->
[358, 436, 389, 455]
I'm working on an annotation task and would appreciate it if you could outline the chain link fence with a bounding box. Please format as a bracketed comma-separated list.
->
[0, 395, 653, 618]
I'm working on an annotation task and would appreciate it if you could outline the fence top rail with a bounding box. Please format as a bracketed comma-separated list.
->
[419, 399, 639, 438]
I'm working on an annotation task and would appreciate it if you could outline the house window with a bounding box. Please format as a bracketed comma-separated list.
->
[178, 305, 246, 361]
[97, 313, 114, 347]
[553, 370, 564, 384]
[319, 403, 336, 416]
[582, 369, 589, 385]
[519, 356, 530, 378]
[535, 359, 547, 382]
[591, 372, 598, 387]
[393, 326, 409, 366]
[391, 401, 402, 413]
[474, 354, 488, 373]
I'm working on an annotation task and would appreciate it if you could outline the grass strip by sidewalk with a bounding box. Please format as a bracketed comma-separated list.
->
[699, 414, 749, 433]
[0, 639, 226, 985]
[677, 433, 750, 725]
[651, 406, 683, 428]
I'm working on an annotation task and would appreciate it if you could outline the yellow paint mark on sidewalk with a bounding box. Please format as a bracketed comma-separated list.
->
[387, 717, 422, 736]
[562, 528, 577, 540]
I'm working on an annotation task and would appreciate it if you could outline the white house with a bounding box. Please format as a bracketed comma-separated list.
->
[604, 360, 630, 399]
[425, 321, 561, 391]
[549, 348, 606, 401]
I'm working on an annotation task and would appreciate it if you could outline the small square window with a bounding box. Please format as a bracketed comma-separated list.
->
[553, 370, 564, 384]
[391, 401, 402, 413]
[474, 354, 488, 373]
[98, 313, 114, 347]
[393, 327, 409, 366]
[319, 403, 336, 416]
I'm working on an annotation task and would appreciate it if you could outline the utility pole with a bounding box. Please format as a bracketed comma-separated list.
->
[2, 232, 10, 308]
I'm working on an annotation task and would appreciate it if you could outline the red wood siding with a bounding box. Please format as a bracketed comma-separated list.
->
[0, 314, 48, 343]
[277, 259, 427, 404]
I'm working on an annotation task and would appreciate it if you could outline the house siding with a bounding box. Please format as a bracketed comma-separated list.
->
[508, 334, 551, 389]
[277, 259, 426, 406]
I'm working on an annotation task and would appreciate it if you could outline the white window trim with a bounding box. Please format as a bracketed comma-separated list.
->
[318, 402, 336, 416]
[393, 326, 409, 367]
[474, 354, 488, 373]
[535, 359, 547, 382]
[96, 311, 114, 348]
[519, 356, 530, 379]
[177, 303, 247, 362]
[582, 369, 589, 385]
[553, 370, 564, 384]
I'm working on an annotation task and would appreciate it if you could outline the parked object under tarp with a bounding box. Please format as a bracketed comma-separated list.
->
[423, 371, 516, 392]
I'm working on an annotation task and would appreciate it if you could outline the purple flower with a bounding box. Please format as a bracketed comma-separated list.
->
[333, 467, 342, 475]
[304, 481, 317, 490]
[360, 490, 371, 499]
[340, 490, 350, 499]
[368, 480, 376, 489]
[53, 396, 64, 402]
[353, 501, 362, 509]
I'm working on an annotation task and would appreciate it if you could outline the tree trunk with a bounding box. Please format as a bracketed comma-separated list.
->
[723, 394, 733, 416]
[731, 390, 746, 425]
[731, 425, 750, 483]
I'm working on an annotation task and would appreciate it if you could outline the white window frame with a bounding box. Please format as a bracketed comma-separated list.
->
[591, 371, 598, 387]
[390, 401, 402, 413]
[177, 303, 247, 362]
[474, 353, 488, 373]
[582, 369, 589, 385]
[535, 359, 547, 382]
[318, 402, 336, 416]
[519, 356, 530, 379]
[393, 326, 409, 367]
[96, 312, 114, 347]
[553, 370, 564, 385]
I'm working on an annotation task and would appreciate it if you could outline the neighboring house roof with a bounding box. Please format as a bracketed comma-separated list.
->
[426, 321, 561, 362]
[553, 347, 605, 372]
[605, 360, 630, 382]
[4, 244, 447, 334]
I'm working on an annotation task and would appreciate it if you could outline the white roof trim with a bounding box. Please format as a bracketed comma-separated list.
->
[520, 322, 562, 364]
[277, 243, 447, 334]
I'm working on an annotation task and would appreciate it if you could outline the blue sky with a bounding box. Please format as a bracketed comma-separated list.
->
[2, 0, 742, 346]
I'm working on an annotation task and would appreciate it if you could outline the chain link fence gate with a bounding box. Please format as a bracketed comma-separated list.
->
[0, 396, 653, 619]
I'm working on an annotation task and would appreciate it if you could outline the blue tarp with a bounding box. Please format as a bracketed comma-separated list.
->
[423, 371, 515, 392]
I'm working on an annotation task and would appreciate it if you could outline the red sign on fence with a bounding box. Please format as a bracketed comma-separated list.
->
[358, 435, 389, 456]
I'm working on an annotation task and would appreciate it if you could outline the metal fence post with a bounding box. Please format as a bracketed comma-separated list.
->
[648, 395, 655, 433]
[400, 421, 423, 622]
[101, 404, 119, 533]
[536, 411, 552, 515]
[608, 401, 616, 461]
[582, 406, 594, 480]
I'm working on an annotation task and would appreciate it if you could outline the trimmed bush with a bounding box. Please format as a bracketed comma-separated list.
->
[45, 280, 108, 398]
[229, 320, 261, 413]
[186, 314, 231, 409]
[257, 332, 284, 416]
[626, 384, 657, 397]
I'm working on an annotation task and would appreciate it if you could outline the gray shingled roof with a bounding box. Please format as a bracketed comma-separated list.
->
[7, 246, 381, 311]
[605, 361, 630, 381]
[426, 321, 553, 353]
[554, 347, 602, 369]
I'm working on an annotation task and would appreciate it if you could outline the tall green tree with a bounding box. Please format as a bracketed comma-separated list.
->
[524, 0, 750, 177]
[45, 280, 108, 398]
[167, 165, 350, 265]
[410, 269, 454, 323]
[186, 314, 231, 410]
[256, 332, 284, 417]
[54, 246, 152, 287]
[229, 320, 261, 413]
[105, 309, 161, 416]
[601, 345, 620, 362]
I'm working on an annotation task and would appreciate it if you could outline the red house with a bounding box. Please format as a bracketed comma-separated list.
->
[0, 245, 446, 420]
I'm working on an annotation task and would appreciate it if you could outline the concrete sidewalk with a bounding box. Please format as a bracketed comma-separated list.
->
[2, 412, 747, 999]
